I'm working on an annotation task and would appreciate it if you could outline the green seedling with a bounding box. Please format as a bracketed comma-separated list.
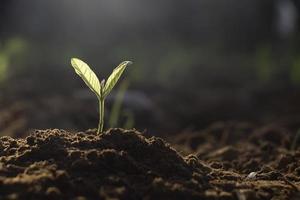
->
[70, 58, 132, 134]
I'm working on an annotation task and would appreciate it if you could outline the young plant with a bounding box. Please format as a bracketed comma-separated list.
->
[70, 58, 132, 134]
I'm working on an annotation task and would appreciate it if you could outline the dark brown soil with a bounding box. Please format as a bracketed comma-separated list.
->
[0, 127, 299, 199]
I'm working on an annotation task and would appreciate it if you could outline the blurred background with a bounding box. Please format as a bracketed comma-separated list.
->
[1, 0, 300, 137]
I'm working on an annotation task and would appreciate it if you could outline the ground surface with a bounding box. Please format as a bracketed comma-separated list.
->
[0, 126, 299, 199]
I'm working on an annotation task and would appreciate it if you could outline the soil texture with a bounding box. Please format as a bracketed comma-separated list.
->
[0, 127, 299, 199]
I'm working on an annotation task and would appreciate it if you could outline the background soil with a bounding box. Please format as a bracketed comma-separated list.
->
[0, 126, 299, 200]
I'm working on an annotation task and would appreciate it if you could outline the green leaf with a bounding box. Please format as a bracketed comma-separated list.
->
[103, 61, 132, 97]
[70, 58, 101, 97]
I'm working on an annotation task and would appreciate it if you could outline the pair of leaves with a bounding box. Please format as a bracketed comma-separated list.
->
[70, 58, 132, 99]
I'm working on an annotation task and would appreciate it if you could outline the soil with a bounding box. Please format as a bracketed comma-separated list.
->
[0, 126, 299, 200]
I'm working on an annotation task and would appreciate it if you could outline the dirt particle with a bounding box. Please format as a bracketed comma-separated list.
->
[9, 141, 18, 148]
[235, 189, 257, 200]
[207, 146, 239, 161]
[26, 136, 35, 145]
[295, 167, 300, 176]
[86, 150, 98, 161]
[46, 187, 61, 197]
[73, 197, 87, 200]
[210, 162, 223, 169]
[68, 151, 82, 160]
[71, 159, 90, 170]
[277, 154, 294, 170]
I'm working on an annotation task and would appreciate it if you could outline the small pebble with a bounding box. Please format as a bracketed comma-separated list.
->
[246, 172, 257, 180]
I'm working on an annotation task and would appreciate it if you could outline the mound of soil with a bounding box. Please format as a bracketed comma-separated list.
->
[0, 128, 209, 200]
[0, 127, 299, 199]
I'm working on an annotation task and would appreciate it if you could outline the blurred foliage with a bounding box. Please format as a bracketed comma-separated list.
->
[110, 40, 237, 90]
[0, 54, 9, 82]
[255, 45, 273, 83]
[109, 79, 130, 128]
[157, 44, 197, 88]
[0, 1, 296, 93]
[290, 55, 300, 85]
[108, 79, 135, 129]
[0, 38, 28, 83]
[123, 109, 135, 129]
[1, 36, 300, 92]
[254, 43, 300, 87]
